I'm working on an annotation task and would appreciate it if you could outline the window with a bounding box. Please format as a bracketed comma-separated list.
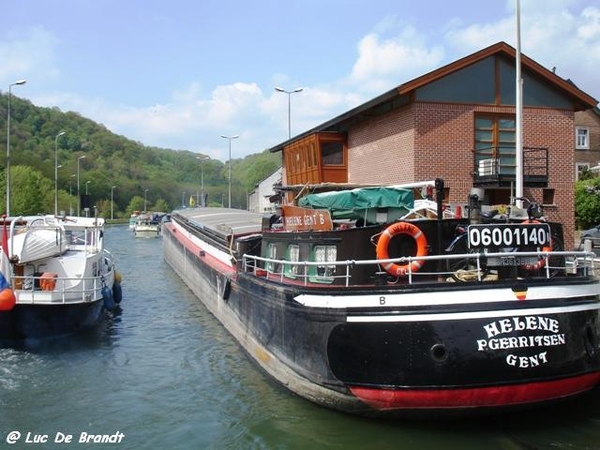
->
[285, 244, 301, 278]
[321, 142, 344, 165]
[475, 115, 516, 176]
[576, 127, 590, 150]
[266, 243, 280, 274]
[310, 245, 337, 283]
[542, 189, 555, 206]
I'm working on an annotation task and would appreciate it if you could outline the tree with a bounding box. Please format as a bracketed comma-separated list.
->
[7, 166, 53, 215]
[151, 199, 169, 212]
[126, 196, 145, 215]
[575, 178, 600, 229]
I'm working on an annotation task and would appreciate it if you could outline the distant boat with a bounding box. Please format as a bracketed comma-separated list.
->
[0, 215, 123, 342]
[163, 180, 600, 417]
[133, 214, 161, 238]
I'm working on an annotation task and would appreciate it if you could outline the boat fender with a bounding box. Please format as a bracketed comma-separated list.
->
[113, 282, 123, 304]
[520, 220, 552, 271]
[376, 222, 428, 277]
[222, 276, 231, 301]
[114, 271, 122, 285]
[102, 286, 116, 310]
[0, 287, 16, 311]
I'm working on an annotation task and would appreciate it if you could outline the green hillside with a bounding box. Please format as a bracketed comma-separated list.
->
[1, 94, 281, 217]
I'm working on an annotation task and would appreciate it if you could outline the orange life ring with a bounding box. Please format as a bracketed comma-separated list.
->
[521, 220, 552, 271]
[376, 222, 428, 276]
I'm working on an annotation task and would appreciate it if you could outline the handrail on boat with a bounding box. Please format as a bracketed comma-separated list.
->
[13, 273, 109, 305]
[242, 250, 597, 287]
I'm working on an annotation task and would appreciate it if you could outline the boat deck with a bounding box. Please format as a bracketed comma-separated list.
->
[174, 207, 264, 240]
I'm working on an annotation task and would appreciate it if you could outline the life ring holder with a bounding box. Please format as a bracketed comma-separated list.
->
[376, 222, 428, 277]
[521, 219, 552, 271]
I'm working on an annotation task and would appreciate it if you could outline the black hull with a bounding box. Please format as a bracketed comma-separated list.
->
[0, 301, 105, 343]
[164, 219, 600, 417]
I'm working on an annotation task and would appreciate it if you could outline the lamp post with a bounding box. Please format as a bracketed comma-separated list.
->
[69, 174, 75, 215]
[84, 181, 91, 217]
[144, 189, 149, 212]
[54, 131, 66, 215]
[182, 191, 186, 208]
[77, 155, 86, 216]
[6, 79, 27, 216]
[111, 185, 117, 220]
[196, 155, 208, 207]
[274, 86, 303, 139]
[220, 135, 239, 208]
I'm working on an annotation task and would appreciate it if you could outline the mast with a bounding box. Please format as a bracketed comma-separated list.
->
[515, 0, 524, 208]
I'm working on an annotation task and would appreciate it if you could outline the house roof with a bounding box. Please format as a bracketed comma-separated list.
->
[270, 41, 598, 154]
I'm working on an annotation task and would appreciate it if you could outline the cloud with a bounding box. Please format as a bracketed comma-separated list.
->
[0, 26, 60, 83]
[444, 3, 600, 96]
[347, 25, 445, 94]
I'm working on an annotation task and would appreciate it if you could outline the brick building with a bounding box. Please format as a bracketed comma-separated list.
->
[270, 42, 598, 248]
[575, 107, 600, 178]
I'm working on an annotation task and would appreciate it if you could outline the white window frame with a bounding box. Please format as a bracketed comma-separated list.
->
[576, 127, 590, 150]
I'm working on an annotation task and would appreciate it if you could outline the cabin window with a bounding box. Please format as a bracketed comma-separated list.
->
[285, 244, 302, 278]
[321, 142, 344, 165]
[266, 243, 281, 275]
[310, 245, 337, 283]
[576, 127, 590, 150]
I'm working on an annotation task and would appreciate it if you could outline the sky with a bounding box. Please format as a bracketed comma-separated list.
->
[1, 0, 599, 162]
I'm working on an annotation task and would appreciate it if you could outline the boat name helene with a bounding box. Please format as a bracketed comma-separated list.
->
[476, 316, 566, 368]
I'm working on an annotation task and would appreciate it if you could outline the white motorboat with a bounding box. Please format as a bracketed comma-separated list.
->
[0, 215, 123, 342]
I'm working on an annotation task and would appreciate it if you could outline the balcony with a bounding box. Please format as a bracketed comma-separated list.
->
[473, 147, 549, 187]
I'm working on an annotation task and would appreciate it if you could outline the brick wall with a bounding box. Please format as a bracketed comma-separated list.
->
[348, 104, 416, 184]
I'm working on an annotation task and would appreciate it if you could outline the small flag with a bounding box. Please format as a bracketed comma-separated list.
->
[512, 285, 528, 301]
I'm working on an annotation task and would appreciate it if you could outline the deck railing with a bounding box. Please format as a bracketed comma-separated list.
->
[242, 250, 596, 287]
[13, 274, 108, 305]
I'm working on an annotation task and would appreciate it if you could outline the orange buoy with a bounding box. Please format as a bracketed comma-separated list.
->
[376, 222, 428, 276]
[0, 288, 16, 311]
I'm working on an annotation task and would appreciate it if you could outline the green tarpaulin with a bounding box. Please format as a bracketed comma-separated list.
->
[298, 187, 414, 222]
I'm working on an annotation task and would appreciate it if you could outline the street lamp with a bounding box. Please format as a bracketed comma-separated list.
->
[220, 135, 239, 208]
[182, 191, 186, 208]
[54, 131, 66, 215]
[84, 181, 91, 217]
[6, 79, 26, 216]
[69, 174, 75, 215]
[275, 86, 303, 139]
[144, 189, 149, 212]
[111, 185, 117, 220]
[196, 155, 208, 207]
[77, 155, 86, 216]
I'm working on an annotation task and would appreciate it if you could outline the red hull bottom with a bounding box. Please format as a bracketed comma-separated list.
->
[350, 372, 600, 410]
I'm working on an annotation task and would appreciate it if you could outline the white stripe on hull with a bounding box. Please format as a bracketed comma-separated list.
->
[294, 282, 599, 309]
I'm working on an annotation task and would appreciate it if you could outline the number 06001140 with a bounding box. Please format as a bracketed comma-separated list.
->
[467, 224, 550, 249]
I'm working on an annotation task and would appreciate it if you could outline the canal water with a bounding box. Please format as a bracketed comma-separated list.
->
[1, 225, 600, 450]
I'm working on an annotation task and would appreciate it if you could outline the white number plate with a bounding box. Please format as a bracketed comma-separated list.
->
[468, 223, 551, 250]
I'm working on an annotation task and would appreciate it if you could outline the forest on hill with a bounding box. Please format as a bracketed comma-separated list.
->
[0, 94, 281, 218]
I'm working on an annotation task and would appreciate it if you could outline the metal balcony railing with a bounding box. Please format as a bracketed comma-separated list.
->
[473, 146, 549, 187]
